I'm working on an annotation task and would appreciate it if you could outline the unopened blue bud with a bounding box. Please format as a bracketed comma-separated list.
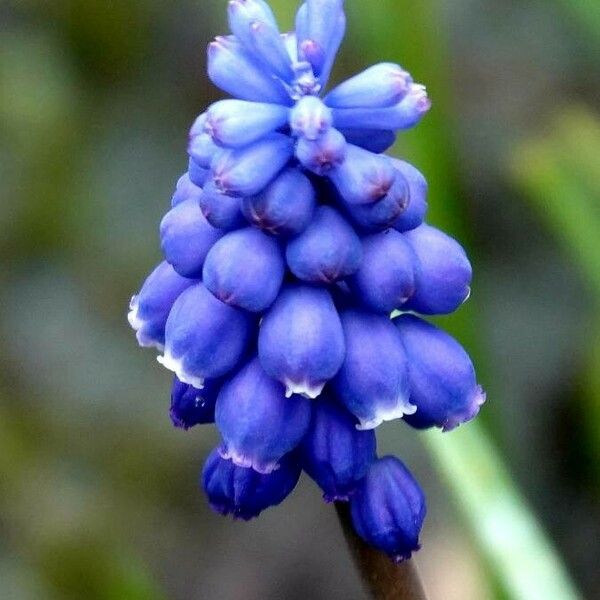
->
[159, 283, 254, 388]
[160, 198, 225, 278]
[258, 285, 345, 398]
[340, 129, 396, 154]
[325, 63, 412, 109]
[299, 0, 345, 76]
[290, 96, 332, 140]
[395, 314, 486, 431]
[188, 157, 210, 187]
[212, 133, 294, 197]
[203, 227, 285, 312]
[227, 0, 278, 48]
[330, 144, 396, 205]
[207, 36, 290, 105]
[350, 456, 426, 562]
[170, 376, 221, 429]
[332, 83, 431, 131]
[241, 167, 316, 236]
[347, 231, 415, 314]
[300, 395, 376, 502]
[171, 173, 202, 207]
[296, 127, 347, 175]
[198, 181, 245, 231]
[247, 19, 295, 81]
[403, 224, 472, 315]
[128, 261, 195, 350]
[216, 358, 311, 473]
[391, 159, 428, 232]
[333, 310, 414, 430]
[286, 206, 362, 283]
[202, 448, 301, 520]
[343, 170, 409, 232]
[206, 100, 289, 148]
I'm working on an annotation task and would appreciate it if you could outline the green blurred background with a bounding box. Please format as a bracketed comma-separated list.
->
[1, 0, 599, 598]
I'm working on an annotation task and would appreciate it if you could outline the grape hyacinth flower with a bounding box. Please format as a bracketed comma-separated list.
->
[127, 0, 485, 565]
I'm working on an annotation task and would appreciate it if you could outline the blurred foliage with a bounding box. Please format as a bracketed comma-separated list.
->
[1, 0, 599, 599]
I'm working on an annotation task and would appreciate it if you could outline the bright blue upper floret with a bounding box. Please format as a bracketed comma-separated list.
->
[128, 0, 485, 563]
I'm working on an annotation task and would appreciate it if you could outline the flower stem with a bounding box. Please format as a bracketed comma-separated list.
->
[334, 502, 428, 600]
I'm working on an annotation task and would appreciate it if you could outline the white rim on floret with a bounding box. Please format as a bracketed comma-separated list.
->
[157, 351, 206, 390]
[284, 378, 326, 400]
[127, 297, 165, 351]
[355, 396, 417, 431]
[218, 444, 281, 475]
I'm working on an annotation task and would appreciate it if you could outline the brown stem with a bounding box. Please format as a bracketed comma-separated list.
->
[335, 502, 428, 600]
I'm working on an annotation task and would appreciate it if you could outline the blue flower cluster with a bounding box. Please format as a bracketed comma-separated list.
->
[128, 0, 485, 563]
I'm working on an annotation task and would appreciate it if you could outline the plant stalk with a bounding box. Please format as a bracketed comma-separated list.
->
[335, 502, 428, 600]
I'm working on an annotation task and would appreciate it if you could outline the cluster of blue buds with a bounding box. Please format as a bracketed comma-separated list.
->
[128, 0, 485, 563]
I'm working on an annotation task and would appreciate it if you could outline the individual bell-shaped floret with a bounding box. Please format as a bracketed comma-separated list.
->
[212, 133, 294, 197]
[403, 224, 472, 315]
[207, 35, 290, 104]
[202, 448, 301, 520]
[160, 198, 225, 278]
[339, 129, 396, 154]
[286, 206, 362, 283]
[391, 159, 428, 232]
[216, 358, 311, 473]
[300, 395, 376, 502]
[296, 128, 347, 176]
[205, 100, 289, 148]
[170, 376, 221, 429]
[332, 83, 431, 131]
[203, 227, 285, 312]
[343, 170, 409, 232]
[329, 144, 396, 205]
[333, 310, 415, 430]
[325, 63, 412, 109]
[159, 283, 254, 389]
[297, 0, 346, 80]
[241, 167, 316, 236]
[350, 456, 426, 562]
[290, 96, 332, 140]
[188, 157, 210, 187]
[395, 314, 486, 431]
[198, 181, 246, 231]
[258, 285, 345, 399]
[171, 173, 202, 207]
[128, 261, 195, 350]
[347, 230, 415, 314]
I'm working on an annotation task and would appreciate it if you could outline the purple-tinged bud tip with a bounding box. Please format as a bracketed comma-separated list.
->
[350, 456, 426, 562]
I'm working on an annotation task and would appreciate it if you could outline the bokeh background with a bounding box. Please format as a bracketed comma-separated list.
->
[1, 0, 599, 598]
